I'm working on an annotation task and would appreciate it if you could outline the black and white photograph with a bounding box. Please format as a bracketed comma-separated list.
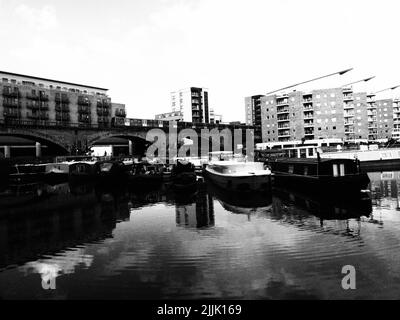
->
[0, 0, 399, 311]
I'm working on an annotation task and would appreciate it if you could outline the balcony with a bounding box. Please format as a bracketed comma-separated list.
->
[97, 100, 111, 108]
[344, 121, 354, 126]
[276, 99, 289, 106]
[277, 116, 290, 122]
[304, 121, 314, 127]
[3, 111, 21, 118]
[78, 106, 91, 114]
[344, 113, 354, 117]
[304, 105, 314, 111]
[55, 95, 70, 104]
[303, 98, 313, 103]
[304, 113, 314, 119]
[27, 112, 49, 120]
[278, 124, 290, 129]
[278, 132, 290, 138]
[78, 96, 91, 106]
[26, 93, 40, 100]
[56, 114, 70, 122]
[115, 109, 126, 117]
[78, 115, 91, 123]
[97, 116, 110, 124]
[2, 88, 20, 98]
[277, 107, 290, 114]
[343, 94, 354, 101]
[97, 108, 110, 116]
[343, 103, 354, 109]
[2, 100, 21, 108]
[55, 104, 70, 112]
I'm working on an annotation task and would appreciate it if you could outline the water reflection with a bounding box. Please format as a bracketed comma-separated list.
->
[1, 172, 400, 299]
[176, 186, 215, 229]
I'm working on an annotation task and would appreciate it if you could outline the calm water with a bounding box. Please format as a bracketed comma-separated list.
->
[0, 171, 400, 300]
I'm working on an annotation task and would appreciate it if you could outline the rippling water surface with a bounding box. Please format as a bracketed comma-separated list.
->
[1, 171, 400, 300]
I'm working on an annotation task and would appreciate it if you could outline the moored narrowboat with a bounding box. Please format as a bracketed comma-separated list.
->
[95, 160, 128, 182]
[269, 157, 370, 195]
[171, 160, 198, 191]
[69, 161, 97, 181]
[128, 162, 164, 186]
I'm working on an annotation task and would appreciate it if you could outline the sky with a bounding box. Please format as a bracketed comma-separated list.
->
[0, 0, 400, 122]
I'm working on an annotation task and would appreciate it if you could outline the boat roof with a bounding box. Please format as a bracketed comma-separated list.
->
[271, 158, 355, 165]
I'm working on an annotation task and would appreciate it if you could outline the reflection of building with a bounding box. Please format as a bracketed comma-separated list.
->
[0, 186, 124, 269]
[368, 171, 400, 209]
[0, 71, 126, 127]
[175, 189, 215, 228]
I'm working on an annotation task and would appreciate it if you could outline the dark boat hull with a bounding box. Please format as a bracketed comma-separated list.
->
[272, 171, 370, 197]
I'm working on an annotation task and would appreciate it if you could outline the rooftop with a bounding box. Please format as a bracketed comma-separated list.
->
[0, 70, 108, 91]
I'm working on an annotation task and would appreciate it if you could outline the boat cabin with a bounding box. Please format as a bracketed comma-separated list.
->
[270, 158, 361, 177]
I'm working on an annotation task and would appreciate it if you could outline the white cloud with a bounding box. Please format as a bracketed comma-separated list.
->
[14, 4, 58, 31]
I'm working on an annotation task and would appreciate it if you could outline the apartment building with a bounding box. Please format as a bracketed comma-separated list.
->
[0, 71, 126, 127]
[393, 98, 400, 139]
[246, 87, 395, 143]
[245, 95, 263, 143]
[171, 87, 210, 124]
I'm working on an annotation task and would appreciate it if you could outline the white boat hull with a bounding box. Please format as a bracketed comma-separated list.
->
[205, 167, 271, 192]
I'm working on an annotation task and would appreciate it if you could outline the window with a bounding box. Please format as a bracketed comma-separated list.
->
[288, 165, 294, 174]
[340, 164, 345, 176]
[333, 126, 337, 130]
[333, 164, 339, 177]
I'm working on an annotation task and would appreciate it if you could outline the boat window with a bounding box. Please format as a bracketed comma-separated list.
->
[340, 164, 345, 177]
[333, 164, 339, 177]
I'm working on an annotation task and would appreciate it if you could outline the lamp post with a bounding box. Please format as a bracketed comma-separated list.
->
[267, 68, 354, 95]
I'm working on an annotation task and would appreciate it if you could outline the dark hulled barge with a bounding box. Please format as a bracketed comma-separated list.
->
[269, 157, 370, 196]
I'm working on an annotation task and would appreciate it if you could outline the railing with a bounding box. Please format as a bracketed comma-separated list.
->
[277, 108, 290, 114]
[2, 89, 20, 98]
[55, 96, 70, 104]
[276, 100, 289, 106]
[0, 117, 254, 132]
[78, 106, 91, 114]
[115, 109, 126, 117]
[78, 96, 91, 106]
[3, 100, 21, 108]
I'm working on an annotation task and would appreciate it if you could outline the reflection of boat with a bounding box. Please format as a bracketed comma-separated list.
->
[205, 161, 272, 193]
[171, 160, 198, 191]
[0, 183, 50, 211]
[207, 179, 272, 212]
[273, 187, 372, 220]
[269, 158, 370, 196]
[128, 162, 164, 186]
[95, 160, 128, 182]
